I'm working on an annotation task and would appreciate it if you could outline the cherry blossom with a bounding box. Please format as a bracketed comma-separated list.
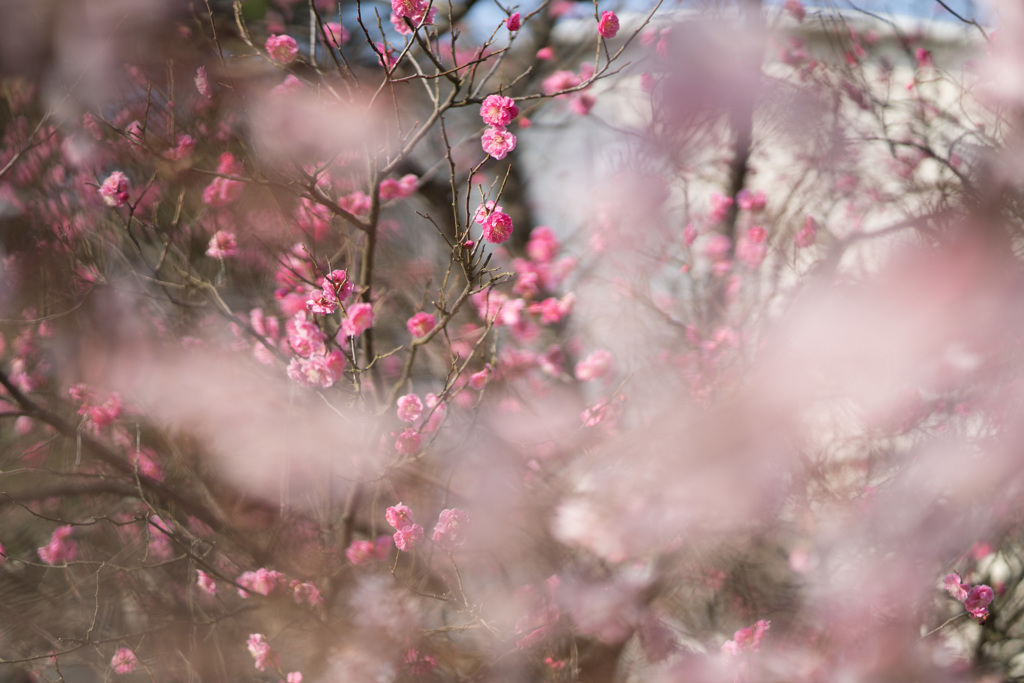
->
[266, 34, 299, 64]
[407, 312, 436, 338]
[481, 126, 517, 160]
[482, 209, 514, 244]
[480, 94, 519, 127]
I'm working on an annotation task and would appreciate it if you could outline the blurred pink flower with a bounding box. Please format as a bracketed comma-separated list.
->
[407, 312, 436, 338]
[197, 569, 217, 595]
[432, 508, 470, 550]
[397, 394, 424, 423]
[110, 648, 138, 675]
[247, 633, 279, 671]
[206, 230, 238, 259]
[341, 302, 374, 337]
[965, 585, 994, 621]
[99, 171, 130, 207]
[38, 525, 77, 565]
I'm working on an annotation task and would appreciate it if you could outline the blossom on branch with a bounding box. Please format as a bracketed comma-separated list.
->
[597, 11, 620, 39]
[110, 648, 138, 675]
[266, 34, 298, 64]
[482, 126, 517, 160]
[99, 171, 130, 207]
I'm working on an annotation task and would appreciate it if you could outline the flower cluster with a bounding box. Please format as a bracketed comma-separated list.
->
[944, 573, 995, 622]
[480, 94, 519, 159]
[386, 502, 425, 551]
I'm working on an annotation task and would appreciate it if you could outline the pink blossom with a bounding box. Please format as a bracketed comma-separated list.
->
[597, 11, 620, 39]
[704, 233, 732, 261]
[422, 393, 446, 432]
[206, 230, 238, 259]
[506, 12, 521, 31]
[737, 226, 768, 268]
[237, 568, 287, 597]
[392, 0, 426, 19]
[247, 633, 279, 671]
[474, 200, 502, 224]
[395, 428, 422, 454]
[266, 34, 299, 64]
[737, 188, 767, 212]
[194, 66, 212, 99]
[405, 649, 438, 675]
[944, 572, 969, 601]
[721, 619, 770, 655]
[346, 539, 378, 565]
[324, 21, 349, 47]
[38, 525, 77, 565]
[542, 70, 581, 95]
[795, 215, 818, 247]
[536, 46, 555, 60]
[432, 508, 470, 550]
[393, 523, 424, 551]
[321, 269, 354, 301]
[203, 176, 243, 207]
[407, 312, 436, 338]
[380, 173, 418, 200]
[785, 0, 805, 21]
[480, 94, 520, 127]
[482, 209, 514, 244]
[197, 569, 217, 595]
[110, 648, 138, 675]
[387, 503, 417, 531]
[291, 580, 323, 607]
[683, 223, 698, 246]
[99, 171, 130, 207]
[287, 312, 327, 357]
[341, 302, 374, 337]
[526, 226, 559, 263]
[482, 126, 517, 160]
[709, 192, 734, 222]
[569, 93, 596, 115]
[965, 585, 994, 621]
[915, 47, 933, 67]
[287, 673, 303, 683]
[575, 349, 613, 381]
[397, 394, 424, 423]
[469, 366, 490, 389]
[286, 350, 345, 388]
[306, 289, 338, 315]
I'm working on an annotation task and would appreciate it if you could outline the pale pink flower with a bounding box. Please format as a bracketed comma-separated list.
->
[474, 200, 502, 224]
[395, 428, 422, 454]
[387, 503, 417, 530]
[341, 302, 374, 337]
[206, 230, 238, 259]
[110, 648, 138, 675]
[169, 133, 197, 160]
[345, 539, 377, 565]
[393, 523, 424, 551]
[944, 572, 969, 601]
[197, 569, 217, 595]
[99, 171, 130, 207]
[392, 0, 426, 19]
[481, 126, 517, 160]
[380, 173, 418, 200]
[575, 349, 613, 381]
[306, 289, 338, 315]
[482, 209, 514, 244]
[38, 525, 77, 565]
[286, 673, 303, 683]
[422, 393, 446, 432]
[286, 350, 345, 388]
[542, 70, 581, 95]
[506, 12, 521, 31]
[569, 93, 596, 115]
[321, 269, 354, 301]
[237, 568, 287, 597]
[704, 233, 732, 262]
[709, 192, 734, 222]
[469, 366, 490, 389]
[247, 633, 279, 671]
[721, 619, 770, 655]
[597, 11, 619, 39]
[203, 177, 243, 207]
[266, 34, 299, 64]
[785, 0, 805, 21]
[397, 394, 424, 423]
[737, 226, 768, 268]
[324, 21, 349, 46]
[915, 47, 933, 67]
[536, 46, 555, 60]
[480, 94, 520, 127]
[407, 312, 436, 338]
[287, 312, 327, 358]
[683, 223, 698, 246]
[194, 66, 212, 99]
[432, 508, 470, 550]
[795, 215, 818, 247]
[526, 226, 559, 263]
[737, 188, 767, 212]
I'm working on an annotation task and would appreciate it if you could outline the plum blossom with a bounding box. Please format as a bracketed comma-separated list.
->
[206, 230, 238, 259]
[575, 349, 613, 381]
[346, 538, 391, 564]
[737, 226, 767, 268]
[482, 209, 514, 244]
[397, 394, 424, 423]
[387, 502, 425, 551]
[407, 312, 436, 338]
[110, 648, 138, 675]
[99, 171, 130, 207]
[506, 12, 521, 31]
[395, 427, 422, 455]
[482, 126, 517, 160]
[737, 188, 767, 212]
[379, 174, 418, 200]
[287, 349, 345, 388]
[38, 525, 77, 565]
[480, 94, 519, 127]
[785, 0, 805, 21]
[197, 569, 217, 595]
[795, 215, 818, 247]
[237, 568, 287, 597]
[709, 192, 734, 222]
[266, 34, 299, 64]
[291, 580, 323, 607]
[341, 302, 374, 337]
[526, 226, 559, 263]
[597, 11, 620, 39]
[324, 22, 349, 46]
[287, 312, 327, 357]
[965, 585, 994, 621]
[286, 673, 303, 683]
[194, 66, 212, 99]
[432, 508, 470, 550]
[247, 633, 279, 671]
[542, 70, 581, 95]
[306, 289, 338, 315]
[722, 619, 770, 655]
